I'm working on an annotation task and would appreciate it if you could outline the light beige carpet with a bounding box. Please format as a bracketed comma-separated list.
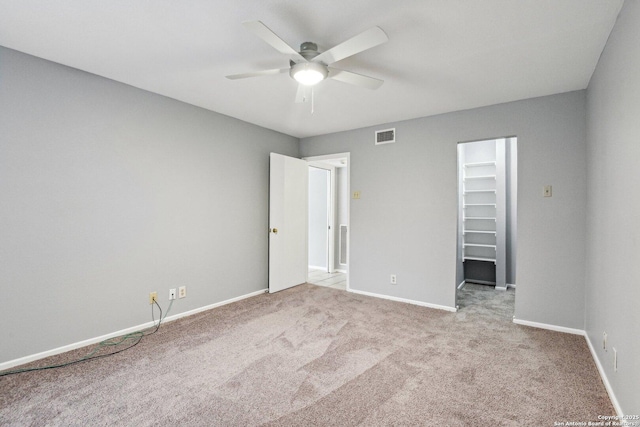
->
[0, 283, 614, 426]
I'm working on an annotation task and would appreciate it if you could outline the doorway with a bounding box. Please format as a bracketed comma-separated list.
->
[305, 153, 350, 291]
[456, 137, 517, 309]
[308, 166, 330, 272]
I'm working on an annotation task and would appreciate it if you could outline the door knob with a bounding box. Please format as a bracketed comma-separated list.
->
[270, 228, 278, 234]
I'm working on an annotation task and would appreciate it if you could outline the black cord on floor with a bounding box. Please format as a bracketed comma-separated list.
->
[0, 299, 169, 377]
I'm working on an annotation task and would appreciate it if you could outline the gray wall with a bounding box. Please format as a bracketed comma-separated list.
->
[0, 46, 299, 364]
[300, 90, 587, 328]
[585, 0, 640, 415]
[308, 167, 328, 269]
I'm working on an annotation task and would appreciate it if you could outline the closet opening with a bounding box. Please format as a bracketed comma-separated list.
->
[456, 137, 517, 310]
[306, 155, 349, 291]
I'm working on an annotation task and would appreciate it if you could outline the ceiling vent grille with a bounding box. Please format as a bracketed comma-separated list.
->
[375, 128, 395, 145]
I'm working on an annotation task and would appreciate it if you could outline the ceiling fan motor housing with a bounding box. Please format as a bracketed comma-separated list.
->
[289, 41, 328, 86]
[299, 42, 320, 61]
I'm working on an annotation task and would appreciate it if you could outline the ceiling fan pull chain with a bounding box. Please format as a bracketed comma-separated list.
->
[311, 87, 315, 115]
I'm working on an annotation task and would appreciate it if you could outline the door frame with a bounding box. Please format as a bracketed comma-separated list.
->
[304, 152, 350, 290]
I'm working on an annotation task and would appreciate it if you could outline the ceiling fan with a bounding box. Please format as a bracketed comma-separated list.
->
[226, 21, 389, 103]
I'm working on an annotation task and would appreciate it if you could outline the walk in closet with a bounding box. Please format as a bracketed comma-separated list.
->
[457, 138, 517, 292]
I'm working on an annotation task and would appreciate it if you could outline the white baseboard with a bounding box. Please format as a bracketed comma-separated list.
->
[308, 265, 327, 271]
[584, 333, 623, 417]
[0, 320, 164, 373]
[512, 318, 584, 335]
[348, 288, 457, 312]
[0, 288, 267, 372]
[161, 289, 267, 324]
[457, 281, 466, 290]
[507, 283, 516, 289]
[335, 269, 347, 273]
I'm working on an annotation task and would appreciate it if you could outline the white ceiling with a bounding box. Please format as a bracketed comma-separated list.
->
[0, 1, 624, 138]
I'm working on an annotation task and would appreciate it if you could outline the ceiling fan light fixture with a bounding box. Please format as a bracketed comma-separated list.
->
[290, 62, 328, 86]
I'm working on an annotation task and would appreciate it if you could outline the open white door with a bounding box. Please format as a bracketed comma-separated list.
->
[269, 153, 308, 293]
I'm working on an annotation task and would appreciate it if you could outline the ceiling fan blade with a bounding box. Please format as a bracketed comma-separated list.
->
[242, 21, 307, 63]
[328, 68, 384, 90]
[313, 27, 388, 65]
[295, 84, 310, 103]
[226, 68, 289, 80]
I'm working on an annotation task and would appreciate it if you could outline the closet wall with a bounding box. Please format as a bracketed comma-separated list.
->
[308, 167, 330, 270]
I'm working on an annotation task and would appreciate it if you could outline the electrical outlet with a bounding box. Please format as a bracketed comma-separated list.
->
[178, 286, 187, 299]
[169, 288, 176, 300]
[613, 347, 617, 372]
[603, 332, 607, 351]
[149, 292, 157, 305]
[390, 274, 397, 285]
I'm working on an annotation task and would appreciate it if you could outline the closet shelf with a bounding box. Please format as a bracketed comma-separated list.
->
[464, 161, 496, 168]
[463, 189, 496, 194]
[463, 230, 496, 234]
[463, 243, 496, 249]
[463, 175, 496, 180]
[463, 256, 496, 263]
[463, 203, 496, 207]
[463, 217, 496, 221]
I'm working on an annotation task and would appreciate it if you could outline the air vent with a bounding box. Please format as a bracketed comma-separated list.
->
[375, 128, 395, 145]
